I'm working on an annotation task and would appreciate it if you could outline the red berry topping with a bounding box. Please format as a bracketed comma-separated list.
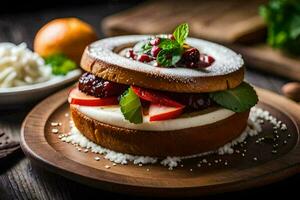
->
[150, 37, 161, 46]
[137, 54, 153, 62]
[177, 48, 215, 69]
[182, 48, 200, 63]
[126, 49, 136, 59]
[198, 54, 215, 68]
[78, 72, 127, 98]
[168, 34, 175, 40]
[151, 46, 161, 57]
[131, 86, 184, 108]
[186, 62, 197, 68]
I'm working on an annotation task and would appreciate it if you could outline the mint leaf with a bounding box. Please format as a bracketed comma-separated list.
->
[119, 88, 143, 124]
[156, 23, 189, 67]
[209, 82, 258, 112]
[159, 39, 180, 50]
[142, 42, 152, 53]
[45, 54, 77, 75]
[173, 23, 189, 46]
[157, 49, 181, 67]
[157, 39, 182, 66]
[132, 40, 151, 54]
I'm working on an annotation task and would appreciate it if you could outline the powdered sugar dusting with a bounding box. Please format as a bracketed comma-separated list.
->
[87, 35, 244, 82]
[59, 107, 285, 169]
[62, 127, 157, 165]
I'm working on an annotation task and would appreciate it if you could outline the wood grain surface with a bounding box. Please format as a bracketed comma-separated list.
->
[102, 0, 267, 44]
[1, 2, 299, 200]
[21, 86, 300, 197]
[233, 44, 300, 81]
[0, 131, 19, 159]
[102, 0, 300, 81]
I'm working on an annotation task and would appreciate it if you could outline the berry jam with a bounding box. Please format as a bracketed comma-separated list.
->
[78, 72, 128, 98]
[171, 93, 212, 111]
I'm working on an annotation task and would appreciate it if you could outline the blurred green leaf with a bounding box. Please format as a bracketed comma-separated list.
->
[45, 54, 77, 75]
[260, 0, 300, 54]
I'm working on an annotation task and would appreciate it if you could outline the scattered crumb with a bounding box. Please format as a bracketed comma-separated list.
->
[51, 122, 59, 126]
[51, 128, 59, 134]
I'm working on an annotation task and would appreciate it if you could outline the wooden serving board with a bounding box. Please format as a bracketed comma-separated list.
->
[102, 0, 300, 81]
[232, 44, 300, 81]
[20, 86, 300, 197]
[102, 0, 266, 44]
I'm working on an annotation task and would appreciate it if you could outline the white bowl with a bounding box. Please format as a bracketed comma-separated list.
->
[0, 69, 81, 108]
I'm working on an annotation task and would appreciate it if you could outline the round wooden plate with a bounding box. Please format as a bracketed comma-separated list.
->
[21, 87, 300, 197]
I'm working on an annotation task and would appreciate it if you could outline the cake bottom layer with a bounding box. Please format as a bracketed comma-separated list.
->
[71, 106, 249, 157]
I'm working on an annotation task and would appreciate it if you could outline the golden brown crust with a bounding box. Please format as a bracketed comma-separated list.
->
[80, 50, 245, 93]
[71, 106, 249, 157]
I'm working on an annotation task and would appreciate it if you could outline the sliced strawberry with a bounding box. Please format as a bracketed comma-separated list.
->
[68, 87, 119, 106]
[149, 103, 184, 121]
[131, 86, 184, 108]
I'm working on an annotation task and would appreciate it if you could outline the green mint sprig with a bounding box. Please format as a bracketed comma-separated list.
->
[173, 23, 189, 46]
[119, 87, 143, 124]
[142, 42, 152, 54]
[157, 23, 189, 67]
[209, 82, 258, 113]
[157, 49, 182, 66]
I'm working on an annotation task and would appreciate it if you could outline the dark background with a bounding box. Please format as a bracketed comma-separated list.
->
[0, 0, 142, 14]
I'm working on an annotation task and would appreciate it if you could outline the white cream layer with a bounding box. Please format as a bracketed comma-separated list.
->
[75, 105, 235, 131]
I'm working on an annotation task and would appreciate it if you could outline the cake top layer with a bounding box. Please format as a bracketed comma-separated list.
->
[87, 35, 243, 79]
[80, 35, 244, 93]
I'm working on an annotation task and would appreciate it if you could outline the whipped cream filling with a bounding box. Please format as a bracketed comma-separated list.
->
[75, 105, 235, 131]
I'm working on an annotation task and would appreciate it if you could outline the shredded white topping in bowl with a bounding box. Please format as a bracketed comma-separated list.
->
[0, 42, 52, 88]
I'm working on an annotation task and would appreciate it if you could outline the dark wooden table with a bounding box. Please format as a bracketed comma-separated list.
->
[0, 2, 299, 200]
